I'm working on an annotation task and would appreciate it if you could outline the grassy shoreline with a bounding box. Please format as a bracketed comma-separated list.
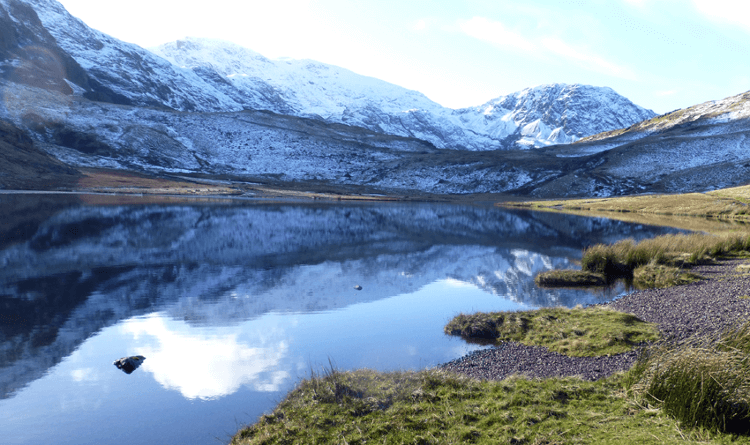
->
[232, 278, 750, 445]
[444, 306, 658, 357]
[500, 185, 750, 222]
[229, 186, 750, 444]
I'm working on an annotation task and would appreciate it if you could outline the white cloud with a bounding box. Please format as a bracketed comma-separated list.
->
[655, 89, 678, 96]
[459, 17, 536, 52]
[692, 0, 750, 32]
[540, 37, 637, 80]
[121, 315, 290, 400]
[459, 17, 636, 80]
[71, 368, 98, 382]
[443, 278, 478, 288]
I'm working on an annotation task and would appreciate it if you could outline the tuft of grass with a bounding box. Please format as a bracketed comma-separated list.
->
[627, 323, 750, 435]
[535, 269, 606, 287]
[632, 263, 704, 289]
[444, 306, 659, 357]
[232, 367, 741, 445]
[579, 233, 750, 287]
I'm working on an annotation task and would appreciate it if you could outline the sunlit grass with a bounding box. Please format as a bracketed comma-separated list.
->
[232, 366, 743, 445]
[579, 232, 750, 286]
[502, 185, 750, 221]
[444, 306, 659, 357]
[627, 323, 750, 435]
[535, 269, 606, 287]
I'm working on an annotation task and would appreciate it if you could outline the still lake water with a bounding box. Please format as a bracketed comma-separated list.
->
[0, 194, 683, 445]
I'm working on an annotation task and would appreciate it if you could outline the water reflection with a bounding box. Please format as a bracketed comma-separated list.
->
[0, 196, 687, 445]
[0, 198, 681, 401]
[121, 315, 289, 399]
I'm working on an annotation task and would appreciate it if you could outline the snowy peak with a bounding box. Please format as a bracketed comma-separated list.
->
[5, 0, 657, 152]
[156, 38, 272, 74]
[13, 0, 243, 111]
[151, 39, 656, 150]
[455, 83, 656, 147]
[151, 37, 444, 121]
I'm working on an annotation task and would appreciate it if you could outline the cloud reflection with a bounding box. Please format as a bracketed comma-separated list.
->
[121, 315, 290, 400]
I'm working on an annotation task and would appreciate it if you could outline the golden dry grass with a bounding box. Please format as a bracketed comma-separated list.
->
[77, 168, 241, 196]
[500, 185, 750, 235]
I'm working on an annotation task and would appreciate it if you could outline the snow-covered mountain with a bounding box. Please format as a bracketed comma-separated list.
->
[0, 0, 660, 150]
[1, 0, 748, 197]
[456, 84, 656, 147]
[151, 37, 656, 150]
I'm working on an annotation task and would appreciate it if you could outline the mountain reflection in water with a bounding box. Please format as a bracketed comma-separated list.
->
[0, 195, 683, 445]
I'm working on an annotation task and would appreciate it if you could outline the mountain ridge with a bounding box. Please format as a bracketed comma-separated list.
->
[0, 0, 748, 198]
[151, 36, 656, 150]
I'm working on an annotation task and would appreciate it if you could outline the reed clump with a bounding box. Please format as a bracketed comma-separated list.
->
[632, 262, 704, 289]
[580, 233, 750, 287]
[627, 323, 750, 435]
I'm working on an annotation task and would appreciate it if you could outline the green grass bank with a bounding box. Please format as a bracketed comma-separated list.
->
[534, 232, 750, 290]
[231, 331, 750, 444]
[444, 306, 658, 357]
[232, 186, 750, 444]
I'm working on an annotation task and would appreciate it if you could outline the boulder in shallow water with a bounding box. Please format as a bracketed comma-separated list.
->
[113, 355, 146, 374]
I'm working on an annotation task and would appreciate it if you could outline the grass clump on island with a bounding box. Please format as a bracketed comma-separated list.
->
[536, 232, 750, 290]
[535, 269, 606, 287]
[444, 306, 658, 357]
[581, 232, 750, 287]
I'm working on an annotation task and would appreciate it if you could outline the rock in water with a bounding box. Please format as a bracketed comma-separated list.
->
[354, 285, 363, 290]
[113, 355, 146, 374]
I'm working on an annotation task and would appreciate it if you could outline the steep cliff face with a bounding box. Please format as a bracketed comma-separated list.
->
[0, 0, 129, 103]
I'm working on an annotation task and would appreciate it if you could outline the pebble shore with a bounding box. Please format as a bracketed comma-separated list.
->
[442, 259, 750, 381]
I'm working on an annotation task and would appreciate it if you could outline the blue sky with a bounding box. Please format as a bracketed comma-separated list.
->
[57, 0, 750, 114]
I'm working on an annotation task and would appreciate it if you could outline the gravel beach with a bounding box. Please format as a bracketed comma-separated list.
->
[442, 258, 750, 381]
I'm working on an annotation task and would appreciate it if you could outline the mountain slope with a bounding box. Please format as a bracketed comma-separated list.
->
[12, 0, 243, 111]
[581, 90, 750, 143]
[456, 84, 656, 147]
[151, 38, 656, 150]
[2, 0, 747, 198]
[151, 38, 491, 150]
[3, 0, 657, 151]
